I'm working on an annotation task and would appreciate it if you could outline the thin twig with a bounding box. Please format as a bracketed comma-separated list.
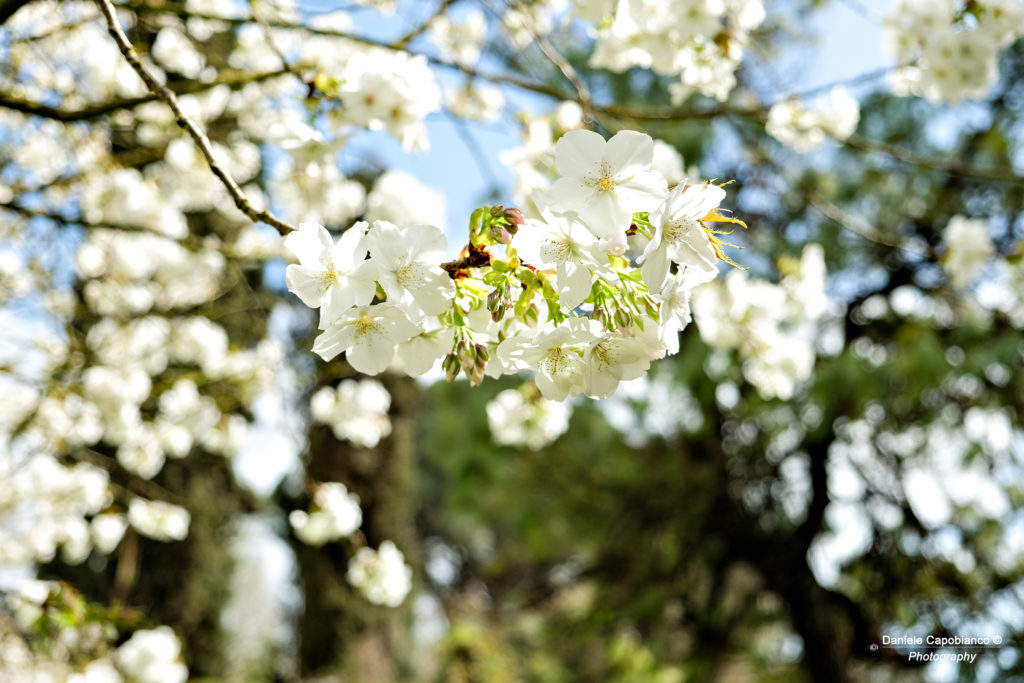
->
[497, 0, 593, 123]
[602, 65, 901, 122]
[805, 190, 932, 258]
[1, 200, 171, 235]
[248, 0, 305, 84]
[392, 0, 457, 49]
[843, 133, 1024, 185]
[115, 0, 572, 101]
[94, 0, 297, 235]
[736, 123, 932, 256]
[0, 68, 288, 122]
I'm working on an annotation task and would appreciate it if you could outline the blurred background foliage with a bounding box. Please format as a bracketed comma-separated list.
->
[1, 0, 1024, 681]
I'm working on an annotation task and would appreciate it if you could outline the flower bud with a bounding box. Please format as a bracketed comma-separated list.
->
[503, 207, 525, 226]
[466, 363, 485, 385]
[486, 287, 502, 311]
[489, 224, 512, 245]
[442, 352, 460, 382]
[474, 343, 489, 364]
[490, 204, 504, 217]
[488, 287, 507, 322]
[614, 308, 633, 329]
[589, 306, 610, 328]
[457, 341, 476, 373]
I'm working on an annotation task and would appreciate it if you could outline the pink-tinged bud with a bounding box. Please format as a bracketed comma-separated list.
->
[490, 204, 504, 217]
[486, 287, 502, 311]
[489, 224, 512, 244]
[474, 343, 489, 364]
[457, 342, 476, 373]
[442, 352, 460, 382]
[503, 207, 525, 226]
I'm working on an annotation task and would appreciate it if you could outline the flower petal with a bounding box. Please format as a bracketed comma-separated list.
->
[555, 129, 607, 178]
[604, 130, 655, 178]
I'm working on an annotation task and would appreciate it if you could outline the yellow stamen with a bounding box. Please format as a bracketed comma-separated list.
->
[356, 313, 376, 334]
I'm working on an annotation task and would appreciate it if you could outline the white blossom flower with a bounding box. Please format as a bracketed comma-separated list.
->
[498, 321, 596, 400]
[91, 514, 128, 554]
[116, 429, 165, 479]
[347, 540, 413, 607]
[364, 170, 446, 229]
[429, 9, 487, 66]
[127, 499, 190, 542]
[365, 221, 455, 319]
[639, 182, 726, 290]
[942, 215, 993, 289]
[310, 379, 391, 447]
[548, 129, 667, 252]
[766, 86, 860, 152]
[335, 50, 441, 152]
[513, 208, 603, 309]
[486, 387, 571, 449]
[657, 267, 706, 354]
[284, 222, 379, 328]
[582, 324, 664, 399]
[289, 482, 363, 545]
[312, 304, 420, 373]
[115, 627, 188, 683]
[69, 658, 122, 683]
[395, 322, 452, 377]
[692, 245, 834, 400]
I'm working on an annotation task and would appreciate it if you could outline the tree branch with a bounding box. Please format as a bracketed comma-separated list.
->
[116, 0, 574, 101]
[805, 190, 933, 257]
[843, 133, 1024, 185]
[94, 0, 296, 235]
[392, 0, 457, 49]
[0, 69, 288, 123]
[496, 0, 593, 123]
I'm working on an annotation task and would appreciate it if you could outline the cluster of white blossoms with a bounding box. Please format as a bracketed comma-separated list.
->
[1, 215, 279, 569]
[310, 379, 392, 448]
[2, 581, 187, 683]
[128, 498, 191, 542]
[429, 8, 488, 67]
[693, 244, 834, 400]
[329, 51, 441, 153]
[883, 0, 1024, 103]
[938, 214, 1024, 327]
[579, 0, 766, 102]
[0, 452, 111, 565]
[941, 215, 994, 289]
[500, 104, 693, 216]
[346, 540, 414, 607]
[486, 386, 572, 450]
[286, 129, 746, 401]
[288, 482, 363, 546]
[287, 484, 413, 610]
[766, 86, 860, 153]
[112, 626, 189, 683]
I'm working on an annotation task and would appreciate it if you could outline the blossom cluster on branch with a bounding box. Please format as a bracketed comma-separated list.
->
[884, 0, 1024, 103]
[284, 129, 746, 401]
